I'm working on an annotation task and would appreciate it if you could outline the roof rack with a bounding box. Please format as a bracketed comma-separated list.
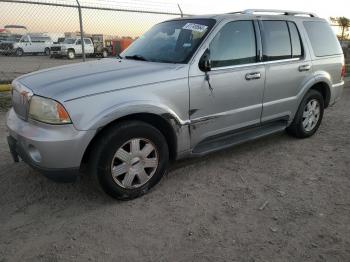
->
[235, 9, 318, 17]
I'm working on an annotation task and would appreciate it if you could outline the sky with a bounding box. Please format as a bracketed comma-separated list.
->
[171, 0, 350, 19]
[0, 0, 349, 38]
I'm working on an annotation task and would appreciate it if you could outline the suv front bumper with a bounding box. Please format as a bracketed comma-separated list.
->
[6, 108, 96, 180]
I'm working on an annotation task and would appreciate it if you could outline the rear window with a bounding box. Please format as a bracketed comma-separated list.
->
[303, 21, 342, 57]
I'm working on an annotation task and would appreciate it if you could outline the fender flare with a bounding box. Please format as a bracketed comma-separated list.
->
[87, 100, 189, 131]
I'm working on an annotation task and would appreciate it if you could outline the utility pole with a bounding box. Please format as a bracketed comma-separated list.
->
[76, 0, 86, 61]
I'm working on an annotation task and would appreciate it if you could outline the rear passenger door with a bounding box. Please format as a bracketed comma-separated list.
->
[259, 20, 312, 122]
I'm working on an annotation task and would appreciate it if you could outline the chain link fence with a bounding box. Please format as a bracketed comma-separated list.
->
[0, 0, 186, 82]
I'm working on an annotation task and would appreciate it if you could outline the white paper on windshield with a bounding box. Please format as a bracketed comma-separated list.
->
[182, 23, 208, 33]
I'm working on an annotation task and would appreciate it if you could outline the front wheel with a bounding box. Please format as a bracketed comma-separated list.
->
[287, 89, 324, 138]
[89, 121, 169, 200]
[67, 50, 75, 59]
[16, 48, 23, 57]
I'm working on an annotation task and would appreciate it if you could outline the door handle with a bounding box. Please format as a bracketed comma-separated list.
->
[245, 72, 261, 80]
[299, 64, 311, 72]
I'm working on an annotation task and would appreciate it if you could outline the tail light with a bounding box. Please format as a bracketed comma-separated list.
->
[341, 64, 346, 80]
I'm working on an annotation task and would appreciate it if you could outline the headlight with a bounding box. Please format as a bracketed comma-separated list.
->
[28, 96, 72, 124]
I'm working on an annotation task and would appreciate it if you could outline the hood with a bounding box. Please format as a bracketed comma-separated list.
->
[16, 59, 188, 101]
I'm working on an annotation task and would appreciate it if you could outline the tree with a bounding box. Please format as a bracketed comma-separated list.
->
[330, 16, 350, 41]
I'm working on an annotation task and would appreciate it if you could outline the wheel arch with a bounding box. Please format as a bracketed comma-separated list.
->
[308, 81, 331, 108]
[81, 113, 178, 168]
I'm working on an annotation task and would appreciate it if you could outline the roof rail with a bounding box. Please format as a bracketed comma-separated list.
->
[239, 9, 318, 17]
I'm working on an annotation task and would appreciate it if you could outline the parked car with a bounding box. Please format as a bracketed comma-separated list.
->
[7, 10, 345, 200]
[10, 34, 53, 56]
[50, 37, 94, 59]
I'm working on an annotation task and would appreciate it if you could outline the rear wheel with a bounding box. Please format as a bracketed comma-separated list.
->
[287, 89, 324, 138]
[89, 121, 169, 200]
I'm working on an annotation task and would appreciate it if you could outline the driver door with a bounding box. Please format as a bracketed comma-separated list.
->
[20, 35, 31, 53]
[75, 39, 82, 54]
[189, 20, 265, 149]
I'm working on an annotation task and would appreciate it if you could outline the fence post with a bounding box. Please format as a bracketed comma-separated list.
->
[177, 3, 183, 18]
[76, 0, 86, 61]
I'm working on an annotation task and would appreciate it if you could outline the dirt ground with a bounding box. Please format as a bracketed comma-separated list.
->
[0, 86, 350, 262]
[0, 56, 100, 82]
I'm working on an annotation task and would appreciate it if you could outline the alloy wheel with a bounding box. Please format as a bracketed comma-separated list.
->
[302, 99, 320, 132]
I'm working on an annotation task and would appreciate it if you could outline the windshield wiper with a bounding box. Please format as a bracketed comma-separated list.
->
[125, 54, 148, 61]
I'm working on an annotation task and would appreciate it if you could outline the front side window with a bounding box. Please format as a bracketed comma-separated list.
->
[209, 21, 257, 68]
[76, 40, 81, 45]
[121, 19, 216, 63]
[21, 35, 29, 43]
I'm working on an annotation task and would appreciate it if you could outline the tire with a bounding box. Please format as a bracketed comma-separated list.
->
[89, 120, 169, 200]
[44, 48, 50, 56]
[287, 89, 324, 138]
[16, 48, 23, 57]
[67, 50, 75, 60]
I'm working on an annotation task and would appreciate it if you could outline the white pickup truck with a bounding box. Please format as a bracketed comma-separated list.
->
[50, 38, 95, 59]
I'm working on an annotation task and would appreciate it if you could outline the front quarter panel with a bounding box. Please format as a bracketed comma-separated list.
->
[63, 76, 191, 154]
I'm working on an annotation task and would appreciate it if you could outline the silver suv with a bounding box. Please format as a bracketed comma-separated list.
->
[6, 10, 346, 199]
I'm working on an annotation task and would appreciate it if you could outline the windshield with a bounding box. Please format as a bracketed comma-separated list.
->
[121, 19, 216, 63]
[63, 38, 76, 44]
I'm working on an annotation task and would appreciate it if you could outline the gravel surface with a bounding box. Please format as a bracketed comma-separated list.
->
[0, 56, 102, 82]
[0, 92, 11, 112]
[0, 87, 349, 262]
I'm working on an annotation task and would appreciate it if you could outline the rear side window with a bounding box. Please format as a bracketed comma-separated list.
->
[303, 21, 342, 57]
[288, 22, 303, 58]
[261, 20, 304, 61]
[261, 21, 291, 61]
[209, 20, 257, 68]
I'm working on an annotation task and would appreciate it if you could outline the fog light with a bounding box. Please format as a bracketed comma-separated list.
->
[28, 145, 42, 163]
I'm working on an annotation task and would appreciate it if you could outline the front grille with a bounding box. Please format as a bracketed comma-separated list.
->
[51, 46, 61, 51]
[11, 82, 33, 121]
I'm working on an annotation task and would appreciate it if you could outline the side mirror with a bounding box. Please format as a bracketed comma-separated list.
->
[199, 48, 211, 72]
